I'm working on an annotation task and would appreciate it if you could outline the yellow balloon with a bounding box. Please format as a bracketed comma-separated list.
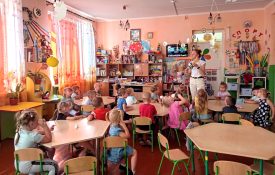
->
[46, 56, 59, 67]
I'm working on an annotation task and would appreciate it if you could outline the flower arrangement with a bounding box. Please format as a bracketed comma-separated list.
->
[27, 68, 44, 84]
[3, 72, 24, 99]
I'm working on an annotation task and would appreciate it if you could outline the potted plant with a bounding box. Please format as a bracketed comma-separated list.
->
[27, 70, 44, 84]
[4, 72, 24, 105]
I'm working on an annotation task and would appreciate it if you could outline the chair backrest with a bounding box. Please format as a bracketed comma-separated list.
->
[240, 119, 254, 127]
[214, 161, 251, 175]
[50, 109, 59, 120]
[179, 112, 191, 121]
[81, 105, 95, 113]
[133, 117, 152, 126]
[103, 136, 127, 148]
[157, 132, 169, 149]
[222, 113, 241, 123]
[64, 156, 96, 175]
[14, 148, 44, 161]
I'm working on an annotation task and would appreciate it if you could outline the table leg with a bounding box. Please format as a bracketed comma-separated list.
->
[96, 138, 100, 175]
[204, 151, 209, 175]
[259, 159, 263, 175]
[189, 140, 195, 172]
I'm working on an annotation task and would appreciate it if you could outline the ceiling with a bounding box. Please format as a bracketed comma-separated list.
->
[62, 0, 273, 20]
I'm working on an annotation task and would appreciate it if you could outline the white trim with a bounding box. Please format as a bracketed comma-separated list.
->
[96, 8, 264, 22]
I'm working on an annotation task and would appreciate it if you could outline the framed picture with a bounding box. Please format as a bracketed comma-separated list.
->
[130, 29, 141, 41]
[147, 32, 153, 39]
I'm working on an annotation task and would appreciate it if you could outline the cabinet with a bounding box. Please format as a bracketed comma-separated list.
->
[225, 76, 240, 98]
[134, 64, 149, 76]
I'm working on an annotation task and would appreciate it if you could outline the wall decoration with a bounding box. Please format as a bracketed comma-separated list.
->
[129, 42, 142, 54]
[203, 33, 212, 41]
[141, 40, 150, 53]
[53, 1, 67, 21]
[231, 28, 263, 40]
[130, 29, 141, 41]
[147, 32, 153, 39]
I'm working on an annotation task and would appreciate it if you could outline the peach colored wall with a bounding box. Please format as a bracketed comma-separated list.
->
[96, 10, 266, 61]
[264, 2, 275, 65]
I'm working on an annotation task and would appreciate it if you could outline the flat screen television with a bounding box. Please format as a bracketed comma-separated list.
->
[166, 44, 188, 57]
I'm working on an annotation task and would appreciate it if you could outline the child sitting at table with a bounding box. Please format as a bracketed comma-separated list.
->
[108, 109, 137, 175]
[82, 90, 97, 105]
[71, 85, 82, 100]
[150, 85, 160, 103]
[162, 94, 189, 131]
[245, 86, 260, 104]
[172, 84, 189, 101]
[55, 101, 84, 120]
[195, 89, 210, 120]
[126, 88, 138, 105]
[138, 92, 157, 145]
[87, 97, 109, 121]
[250, 88, 275, 128]
[62, 87, 80, 112]
[216, 82, 231, 100]
[14, 109, 58, 175]
[223, 96, 238, 114]
[94, 82, 102, 96]
[117, 88, 132, 123]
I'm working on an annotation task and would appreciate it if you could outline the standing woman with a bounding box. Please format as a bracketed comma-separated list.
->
[185, 49, 206, 101]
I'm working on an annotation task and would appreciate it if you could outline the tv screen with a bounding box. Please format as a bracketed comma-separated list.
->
[166, 44, 188, 57]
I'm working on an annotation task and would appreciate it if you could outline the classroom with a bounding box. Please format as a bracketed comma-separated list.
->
[0, 0, 275, 174]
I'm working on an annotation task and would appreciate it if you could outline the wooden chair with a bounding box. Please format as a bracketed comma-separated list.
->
[14, 148, 46, 175]
[157, 132, 190, 175]
[64, 156, 96, 175]
[240, 119, 254, 127]
[250, 159, 275, 175]
[102, 136, 129, 175]
[169, 112, 191, 147]
[214, 160, 251, 175]
[81, 105, 95, 114]
[222, 113, 241, 124]
[132, 117, 153, 152]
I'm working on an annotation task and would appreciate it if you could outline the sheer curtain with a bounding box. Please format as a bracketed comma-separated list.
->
[0, 0, 24, 104]
[53, 13, 96, 94]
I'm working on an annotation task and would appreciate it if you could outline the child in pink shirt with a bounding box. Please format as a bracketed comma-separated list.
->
[163, 95, 189, 130]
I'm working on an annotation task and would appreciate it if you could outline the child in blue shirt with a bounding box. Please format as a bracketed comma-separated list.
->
[117, 88, 132, 122]
[107, 109, 137, 175]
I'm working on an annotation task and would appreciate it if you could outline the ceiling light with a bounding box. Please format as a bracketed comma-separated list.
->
[119, 5, 130, 31]
[208, 0, 222, 25]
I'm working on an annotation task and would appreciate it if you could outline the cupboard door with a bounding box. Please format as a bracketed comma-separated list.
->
[134, 64, 148, 76]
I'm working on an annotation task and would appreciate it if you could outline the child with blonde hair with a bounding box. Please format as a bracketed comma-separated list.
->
[162, 94, 189, 130]
[195, 89, 210, 120]
[250, 88, 275, 128]
[117, 88, 132, 122]
[14, 109, 58, 175]
[62, 87, 80, 112]
[138, 92, 157, 145]
[94, 82, 102, 96]
[56, 101, 84, 120]
[108, 109, 137, 175]
[126, 88, 137, 105]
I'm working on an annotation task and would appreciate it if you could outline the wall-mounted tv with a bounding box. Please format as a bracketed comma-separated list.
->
[166, 44, 188, 57]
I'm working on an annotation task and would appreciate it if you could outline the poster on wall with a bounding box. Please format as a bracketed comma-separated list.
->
[130, 29, 141, 41]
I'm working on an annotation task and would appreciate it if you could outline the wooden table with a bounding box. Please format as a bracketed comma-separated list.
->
[44, 119, 110, 175]
[184, 123, 275, 175]
[74, 96, 115, 106]
[208, 99, 258, 113]
[126, 102, 168, 117]
[0, 102, 44, 140]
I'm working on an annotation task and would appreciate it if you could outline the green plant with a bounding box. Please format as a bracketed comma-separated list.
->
[3, 72, 24, 98]
[260, 53, 269, 67]
[7, 83, 24, 98]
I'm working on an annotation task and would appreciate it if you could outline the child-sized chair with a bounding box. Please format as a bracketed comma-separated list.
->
[14, 148, 46, 175]
[214, 160, 251, 175]
[250, 159, 275, 175]
[132, 117, 153, 152]
[102, 136, 129, 175]
[81, 105, 95, 114]
[64, 156, 96, 175]
[222, 113, 241, 124]
[240, 119, 254, 127]
[157, 132, 190, 175]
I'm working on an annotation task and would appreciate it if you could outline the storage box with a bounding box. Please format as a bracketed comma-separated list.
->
[241, 88, 252, 96]
[227, 83, 238, 91]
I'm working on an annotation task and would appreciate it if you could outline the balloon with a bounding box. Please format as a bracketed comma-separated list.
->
[204, 54, 211, 60]
[54, 1, 67, 21]
[130, 42, 142, 53]
[46, 56, 59, 67]
[203, 34, 212, 41]
[203, 48, 210, 55]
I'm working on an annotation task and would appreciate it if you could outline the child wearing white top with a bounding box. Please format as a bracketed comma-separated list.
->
[126, 88, 137, 105]
[216, 82, 231, 100]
